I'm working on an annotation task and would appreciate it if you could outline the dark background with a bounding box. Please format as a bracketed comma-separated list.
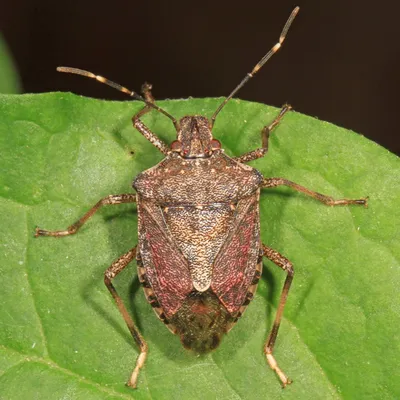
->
[1, 0, 399, 155]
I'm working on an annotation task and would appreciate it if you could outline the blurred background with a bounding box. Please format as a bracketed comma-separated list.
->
[1, 0, 399, 155]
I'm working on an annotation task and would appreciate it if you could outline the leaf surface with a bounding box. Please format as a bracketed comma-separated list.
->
[0, 93, 399, 399]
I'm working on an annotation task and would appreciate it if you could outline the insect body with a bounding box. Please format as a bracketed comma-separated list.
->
[35, 6, 368, 389]
[135, 116, 263, 353]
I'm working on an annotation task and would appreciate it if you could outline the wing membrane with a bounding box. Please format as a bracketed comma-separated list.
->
[138, 201, 193, 317]
[211, 193, 260, 313]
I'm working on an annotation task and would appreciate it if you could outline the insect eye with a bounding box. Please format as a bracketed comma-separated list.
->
[170, 140, 182, 152]
[210, 139, 221, 150]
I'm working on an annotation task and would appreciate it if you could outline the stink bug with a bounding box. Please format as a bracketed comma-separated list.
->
[35, 6, 368, 389]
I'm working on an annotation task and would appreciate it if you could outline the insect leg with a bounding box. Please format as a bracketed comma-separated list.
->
[35, 194, 136, 237]
[132, 83, 178, 155]
[132, 107, 172, 155]
[262, 243, 294, 387]
[262, 178, 369, 207]
[104, 246, 148, 388]
[234, 104, 292, 163]
[141, 82, 155, 103]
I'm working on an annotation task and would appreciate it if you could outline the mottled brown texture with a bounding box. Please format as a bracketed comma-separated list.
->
[177, 116, 212, 157]
[129, 112, 267, 353]
[133, 117, 170, 155]
[134, 150, 263, 204]
[211, 193, 260, 313]
[162, 203, 234, 291]
[134, 146, 263, 318]
[169, 290, 236, 354]
[137, 201, 193, 318]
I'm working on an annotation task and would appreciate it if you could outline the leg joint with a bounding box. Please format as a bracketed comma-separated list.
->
[284, 261, 294, 276]
[132, 115, 140, 125]
[102, 195, 115, 205]
[104, 269, 114, 283]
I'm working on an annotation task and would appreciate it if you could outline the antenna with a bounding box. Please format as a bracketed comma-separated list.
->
[57, 67, 178, 129]
[210, 6, 300, 128]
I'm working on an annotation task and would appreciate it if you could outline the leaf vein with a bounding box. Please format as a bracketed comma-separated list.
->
[24, 211, 50, 358]
[0, 344, 134, 400]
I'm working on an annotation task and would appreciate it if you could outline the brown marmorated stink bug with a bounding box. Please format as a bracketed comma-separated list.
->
[35, 6, 368, 389]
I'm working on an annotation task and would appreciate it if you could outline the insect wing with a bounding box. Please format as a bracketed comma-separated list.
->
[138, 201, 193, 318]
[212, 192, 260, 313]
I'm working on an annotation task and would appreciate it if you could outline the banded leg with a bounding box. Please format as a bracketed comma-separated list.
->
[35, 193, 136, 237]
[262, 243, 294, 387]
[262, 177, 369, 207]
[234, 104, 292, 163]
[104, 246, 148, 388]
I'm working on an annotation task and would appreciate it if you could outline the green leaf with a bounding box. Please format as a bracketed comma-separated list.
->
[0, 35, 21, 94]
[0, 93, 399, 400]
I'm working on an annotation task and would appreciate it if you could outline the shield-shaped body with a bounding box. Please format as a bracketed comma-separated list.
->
[134, 150, 263, 352]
